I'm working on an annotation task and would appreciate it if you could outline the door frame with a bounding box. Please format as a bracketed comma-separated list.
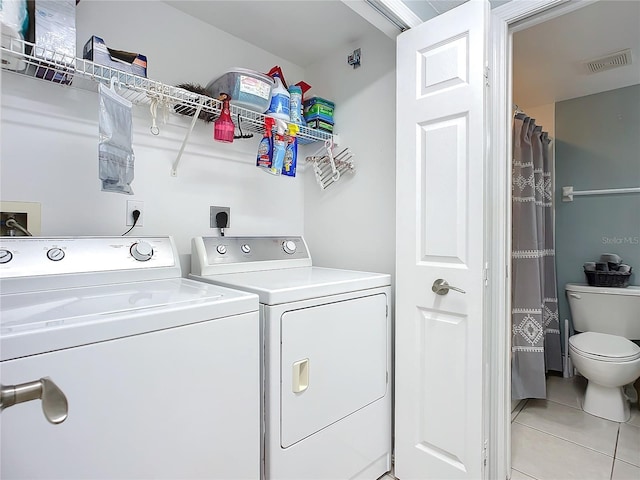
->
[487, 1, 598, 479]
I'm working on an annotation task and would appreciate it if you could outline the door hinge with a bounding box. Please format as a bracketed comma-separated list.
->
[483, 439, 488, 468]
[484, 65, 490, 87]
[386, 304, 389, 317]
[483, 262, 489, 287]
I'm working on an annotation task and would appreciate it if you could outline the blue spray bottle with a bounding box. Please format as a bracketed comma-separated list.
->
[282, 123, 299, 177]
[269, 119, 287, 176]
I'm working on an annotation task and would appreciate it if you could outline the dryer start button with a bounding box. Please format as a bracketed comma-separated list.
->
[47, 248, 65, 261]
[282, 241, 297, 255]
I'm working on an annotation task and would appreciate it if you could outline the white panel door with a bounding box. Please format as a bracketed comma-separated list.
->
[280, 294, 387, 448]
[395, 1, 488, 479]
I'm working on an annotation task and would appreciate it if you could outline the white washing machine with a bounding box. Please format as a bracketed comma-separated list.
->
[190, 236, 392, 480]
[0, 236, 260, 479]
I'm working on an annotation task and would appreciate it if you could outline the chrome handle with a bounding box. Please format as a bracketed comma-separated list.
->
[568, 293, 581, 299]
[432, 279, 466, 295]
[1, 377, 68, 424]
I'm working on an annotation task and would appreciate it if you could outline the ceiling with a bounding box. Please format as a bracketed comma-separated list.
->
[163, 1, 640, 106]
[513, 0, 640, 108]
[163, 1, 380, 67]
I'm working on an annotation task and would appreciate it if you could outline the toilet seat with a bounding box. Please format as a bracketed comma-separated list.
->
[569, 332, 640, 362]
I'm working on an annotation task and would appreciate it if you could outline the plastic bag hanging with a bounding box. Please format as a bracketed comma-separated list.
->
[98, 81, 135, 194]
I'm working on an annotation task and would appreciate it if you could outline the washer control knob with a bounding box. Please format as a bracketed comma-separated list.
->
[47, 248, 65, 262]
[216, 245, 227, 255]
[0, 249, 13, 264]
[282, 240, 297, 255]
[130, 241, 153, 262]
[241, 244, 251, 254]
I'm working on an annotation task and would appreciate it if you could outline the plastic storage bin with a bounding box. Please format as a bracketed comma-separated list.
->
[303, 96, 335, 132]
[206, 69, 275, 113]
[303, 96, 335, 117]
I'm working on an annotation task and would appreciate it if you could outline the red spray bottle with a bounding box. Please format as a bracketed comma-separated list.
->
[214, 94, 234, 143]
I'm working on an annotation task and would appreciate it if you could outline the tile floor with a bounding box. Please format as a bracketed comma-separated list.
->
[511, 374, 640, 480]
[380, 375, 640, 480]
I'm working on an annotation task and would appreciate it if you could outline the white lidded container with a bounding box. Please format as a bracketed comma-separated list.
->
[206, 68, 275, 113]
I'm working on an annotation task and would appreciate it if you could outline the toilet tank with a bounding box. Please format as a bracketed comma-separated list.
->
[566, 283, 640, 339]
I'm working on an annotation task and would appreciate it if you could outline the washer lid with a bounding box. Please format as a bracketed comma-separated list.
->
[569, 332, 640, 361]
[1, 278, 258, 361]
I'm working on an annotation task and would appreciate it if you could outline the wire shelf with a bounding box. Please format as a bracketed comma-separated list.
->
[0, 36, 334, 144]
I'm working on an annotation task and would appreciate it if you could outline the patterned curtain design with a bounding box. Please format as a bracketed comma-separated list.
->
[511, 114, 563, 400]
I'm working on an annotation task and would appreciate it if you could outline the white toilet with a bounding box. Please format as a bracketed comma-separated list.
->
[567, 283, 640, 422]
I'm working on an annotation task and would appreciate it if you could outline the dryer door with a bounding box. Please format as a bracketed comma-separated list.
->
[280, 293, 388, 448]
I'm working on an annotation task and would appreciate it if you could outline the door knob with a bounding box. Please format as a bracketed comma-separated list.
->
[1, 377, 68, 424]
[432, 279, 466, 295]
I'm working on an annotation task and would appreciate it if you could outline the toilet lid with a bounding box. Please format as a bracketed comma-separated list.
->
[569, 332, 640, 362]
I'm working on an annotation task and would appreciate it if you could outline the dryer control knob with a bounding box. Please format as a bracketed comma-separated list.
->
[47, 248, 65, 262]
[241, 244, 251, 254]
[282, 240, 297, 255]
[130, 241, 153, 262]
[216, 245, 227, 255]
[0, 249, 13, 264]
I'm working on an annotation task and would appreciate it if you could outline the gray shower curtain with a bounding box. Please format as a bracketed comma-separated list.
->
[511, 113, 563, 400]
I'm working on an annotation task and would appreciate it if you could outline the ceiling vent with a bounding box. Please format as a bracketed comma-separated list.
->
[584, 49, 633, 73]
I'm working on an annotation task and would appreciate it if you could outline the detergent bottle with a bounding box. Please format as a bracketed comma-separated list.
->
[266, 73, 290, 122]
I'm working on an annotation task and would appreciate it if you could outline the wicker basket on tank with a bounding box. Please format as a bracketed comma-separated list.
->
[584, 269, 632, 288]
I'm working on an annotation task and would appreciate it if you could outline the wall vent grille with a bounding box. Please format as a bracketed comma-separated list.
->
[584, 49, 633, 73]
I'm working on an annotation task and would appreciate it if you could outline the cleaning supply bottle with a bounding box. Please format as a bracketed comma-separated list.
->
[289, 85, 303, 124]
[266, 73, 290, 122]
[269, 119, 287, 175]
[256, 117, 275, 169]
[214, 94, 234, 143]
[283, 123, 298, 177]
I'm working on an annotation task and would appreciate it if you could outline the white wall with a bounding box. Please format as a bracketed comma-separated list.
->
[302, 30, 396, 279]
[1, 1, 396, 278]
[1, 1, 307, 272]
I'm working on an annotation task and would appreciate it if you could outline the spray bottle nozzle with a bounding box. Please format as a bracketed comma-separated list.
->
[287, 124, 299, 137]
[274, 118, 287, 137]
[264, 117, 276, 137]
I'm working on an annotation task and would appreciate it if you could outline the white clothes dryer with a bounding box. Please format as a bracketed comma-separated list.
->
[0, 236, 260, 479]
[191, 236, 392, 480]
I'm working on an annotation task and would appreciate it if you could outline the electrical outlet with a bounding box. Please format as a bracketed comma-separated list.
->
[210, 206, 230, 229]
[126, 200, 144, 226]
[0, 201, 41, 236]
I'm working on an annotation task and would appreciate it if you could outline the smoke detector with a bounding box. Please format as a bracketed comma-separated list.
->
[584, 49, 633, 73]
